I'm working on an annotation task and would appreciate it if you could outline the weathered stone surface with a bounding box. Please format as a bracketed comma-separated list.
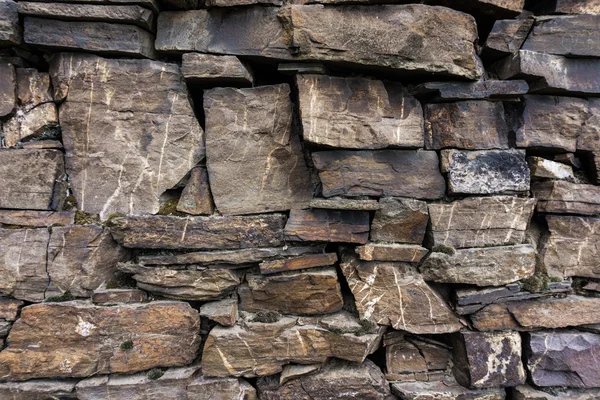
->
[469, 304, 523, 332]
[0, 299, 23, 321]
[201, 311, 383, 377]
[0, 210, 74, 227]
[182, 53, 253, 86]
[279, 364, 320, 385]
[439, 0, 524, 16]
[3, 102, 58, 147]
[537, 0, 600, 15]
[0, 0, 21, 46]
[15, 68, 52, 111]
[411, 80, 528, 102]
[118, 263, 242, 301]
[0, 379, 77, 399]
[284, 209, 369, 244]
[17, 3, 154, 30]
[340, 252, 461, 334]
[513, 384, 600, 400]
[312, 150, 445, 199]
[577, 98, 600, 153]
[0, 301, 200, 380]
[310, 198, 379, 211]
[391, 380, 506, 400]
[296, 75, 423, 149]
[484, 17, 534, 59]
[527, 331, 600, 388]
[429, 196, 536, 248]
[385, 333, 451, 381]
[494, 50, 600, 95]
[257, 358, 392, 400]
[420, 245, 535, 286]
[17, 139, 63, 150]
[51, 53, 203, 220]
[542, 215, 600, 278]
[279, 62, 328, 75]
[29, 0, 159, 13]
[199, 298, 237, 327]
[259, 253, 337, 274]
[441, 149, 530, 195]
[528, 156, 575, 181]
[371, 197, 428, 244]
[176, 167, 214, 216]
[356, 243, 428, 263]
[204, 85, 312, 215]
[522, 15, 600, 57]
[205, 0, 279, 7]
[452, 331, 526, 389]
[507, 296, 600, 328]
[187, 375, 257, 400]
[0, 63, 15, 117]
[109, 214, 285, 249]
[425, 101, 509, 150]
[533, 181, 600, 215]
[92, 289, 147, 304]
[0, 149, 64, 210]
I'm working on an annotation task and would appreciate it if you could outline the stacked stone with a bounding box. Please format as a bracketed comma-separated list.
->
[0, 0, 599, 398]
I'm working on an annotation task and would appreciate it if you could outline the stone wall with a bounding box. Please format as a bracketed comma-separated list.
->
[0, 0, 599, 398]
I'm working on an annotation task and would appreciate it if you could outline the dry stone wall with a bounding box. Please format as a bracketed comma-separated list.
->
[0, 0, 599, 398]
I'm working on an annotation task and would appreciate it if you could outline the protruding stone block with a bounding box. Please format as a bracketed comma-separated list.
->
[176, 167, 214, 215]
[0, 63, 15, 117]
[284, 209, 369, 244]
[522, 15, 600, 57]
[356, 243, 428, 263]
[182, 53, 253, 86]
[533, 181, 600, 215]
[484, 17, 534, 59]
[371, 197, 428, 244]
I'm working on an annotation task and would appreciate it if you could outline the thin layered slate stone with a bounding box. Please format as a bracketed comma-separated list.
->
[537, 0, 600, 15]
[296, 75, 423, 149]
[0, 299, 24, 321]
[309, 198, 379, 211]
[204, 85, 312, 215]
[199, 298, 237, 327]
[27, 0, 160, 13]
[543, 215, 600, 278]
[283, 4, 481, 79]
[0, 63, 15, 117]
[428, 196, 536, 248]
[24, 18, 155, 58]
[371, 198, 428, 244]
[340, 252, 462, 334]
[527, 331, 600, 388]
[238, 268, 343, 315]
[51, 53, 203, 220]
[92, 289, 147, 304]
[0, 380, 77, 399]
[0, 210, 74, 227]
[506, 296, 600, 328]
[312, 150, 445, 199]
[425, 101, 509, 150]
[577, 99, 600, 152]
[0, 0, 21, 46]
[442, 149, 530, 195]
[528, 157, 575, 181]
[522, 15, 600, 57]
[259, 253, 338, 274]
[514, 386, 600, 400]
[109, 214, 286, 249]
[0, 301, 201, 381]
[17, 3, 154, 31]
[201, 311, 383, 377]
[533, 181, 600, 215]
[410, 80, 529, 102]
[484, 18, 534, 59]
[356, 243, 428, 263]
[182, 53, 253, 86]
[438, 0, 524, 16]
[391, 381, 505, 400]
[0, 149, 64, 210]
[384, 333, 451, 381]
[420, 245, 535, 286]
[284, 209, 369, 244]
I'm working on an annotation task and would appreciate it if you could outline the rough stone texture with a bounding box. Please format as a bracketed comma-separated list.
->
[522, 15, 600, 57]
[204, 85, 312, 215]
[0, 380, 77, 399]
[284, 209, 369, 244]
[0, 299, 23, 321]
[238, 268, 343, 315]
[542, 215, 600, 278]
[506, 296, 600, 328]
[576, 98, 600, 153]
[15, 68, 53, 112]
[312, 150, 445, 199]
[92, 289, 147, 304]
[201, 311, 383, 377]
[410, 80, 528, 102]
[484, 18, 534, 59]
[2, 102, 58, 147]
[296, 75, 423, 149]
[259, 253, 338, 274]
[50, 53, 203, 220]
[528, 157, 575, 181]
[533, 181, 600, 215]
[340, 252, 461, 334]
[391, 380, 506, 400]
[356, 243, 428, 263]
[0, 210, 74, 227]
[385, 333, 451, 381]
[441, 149, 530, 195]
[0, 0, 21, 46]
[182, 53, 253, 86]
[452, 331, 526, 389]
[0, 301, 200, 381]
[0, 63, 15, 117]
[425, 101, 509, 150]
[109, 214, 285, 249]
[187, 375, 257, 400]
[371, 198, 428, 244]
[527, 331, 600, 388]
[428, 196, 536, 248]
[420, 245, 535, 287]
[0, 149, 64, 210]
[24, 18, 155, 58]
[309, 198, 379, 211]
[199, 298, 238, 326]
[257, 358, 392, 400]
[513, 384, 600, 400]
[538, 0, 600, 15]
[470, 303, 522, 332]
[176, 167, 214, 215]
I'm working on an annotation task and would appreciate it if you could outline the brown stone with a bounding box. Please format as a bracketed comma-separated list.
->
[0, 63, 15, 117]
[577, 98, 600, 152]
[0, 210, 74, 227]
[385, 334, 451, 381]
[284, 209, 369, 244]
[199, 298, 237, 327]
[0, 301, 201, 381]
[391, 380, 505, 400]
[410, 80, 529, 102]
[2, 102, 59, 147]
[176, 167, 214, 215]
[259, 253, 338, 274]
[0, 299, 23, 321]
[470, 303, 521, 332]
[506, 296, 600, 328]
[15, 68, 52, 111]
[204, 85, 312, 215]
[533, 181, 600, 215]
[182, 53, 253, 86]
[425, 101, 509, 150]
[296, 75, 423, 149]
[484, 17, 534, 59]
[528, 156, 575, 181]
[239, 268, 343, 315]
[312, 150, 445, 199]
[92, 289, 147, 304]
[109, 214, 286, 249]
[371, 197, 428, 244]
[522, 15, 600, 57]
[187, 375, 257, 400]
[50, 53, 203, 220]
[428, 196, 536, 248]
[0, 0, 21, 46]
[513, 384, 600, 400]
[356, 243, 428, 263]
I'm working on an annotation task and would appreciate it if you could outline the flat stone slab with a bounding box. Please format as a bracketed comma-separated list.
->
[0, 0, 21, 46]
[356, 243, 428, 263]
[309, 198, 379, 211]
[528, 157, 575, 181]
[284, 209, 370, 244]
[410, 79, 529, 102]
[371, 197, 428, 244]
[0, 63, 15, 117]
[182, 53, 253, 86]
[0, 210, 74, 227]
[392, 381, 505, 400]
[484, 17, 534, 59]
[533, 180, 600, 215]
[522, 15, 600, 57]
[507, 296, 600, 328]
[513, 384, 600, 400]
[259, 253, 338, 274]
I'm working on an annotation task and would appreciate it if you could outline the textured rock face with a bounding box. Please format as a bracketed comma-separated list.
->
[204, 85, 312, 215]
[527, 331, 600, 388]
[540, 0, 600, 15]
[484, 18, 534, 59]
[506, 296, 600, 328]
[312, 150, 445, 199]
[176, 167, 214, 215]
[533, 181, 600, 215]
[428, 196, 536, 248]
[296, 75, 423, 149]
[513, 385, 600, 400]
[425, 101, 509, 150]
[385, 333, 451, 381]
[371, 198, 428, 244]
[182, 53, 253, 86]
[284, 209, 369, 244]
[0, 63, 15, 117]
[0, 0, 21, 46]
[452, 331, 526, 389]
[528, 157, 574, 181]
[199, 298, 238, 327]
[201, 311, 383, 377]
[340, 252, 461, 334]
[0, 380, 77, 400]
[92, 289, 147, 304]
[420, 245, 535, 286]
[3, 102, 58, 147]
[15, 68, 52, 112]
[0, 301, 201, 381]
[51, 53, 203, 220]
[391, 381, 506, 400]
[411, 80, 528, 102]
[259, 253, 337, 274]
[522, 15, 600, 57]
[356, 243, 428, 263]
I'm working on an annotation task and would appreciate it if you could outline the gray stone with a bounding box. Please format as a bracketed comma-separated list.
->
[187, 375, 257, 400]
[522, 15, 600, 57]
[371, 197, 428, 244]
[391, 380, 505, 400]
[484, 17, 534, 59]
[356, 243, 428, 263]
[533, 181, 600, 215]
[0, 63, 15, 117]
[2, 102, 58, 147]
[15, 68, 52, 112]
[284, 209, 369, 244]
[410, 80, 528, 102]
[310, 198, 379, 211]
[176, 167, 214, 215]
[536, 0, 600, 15]
[0, 379, 77, 399]
[0, 210, 74, 227]
[205, 0, 280, 6]
[0, 0, 21, 46]
[528, 157, 575, 181]
[513, 384, 600, 400]
[182, 53, 253, 86]
[577, 98, 600, 152]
